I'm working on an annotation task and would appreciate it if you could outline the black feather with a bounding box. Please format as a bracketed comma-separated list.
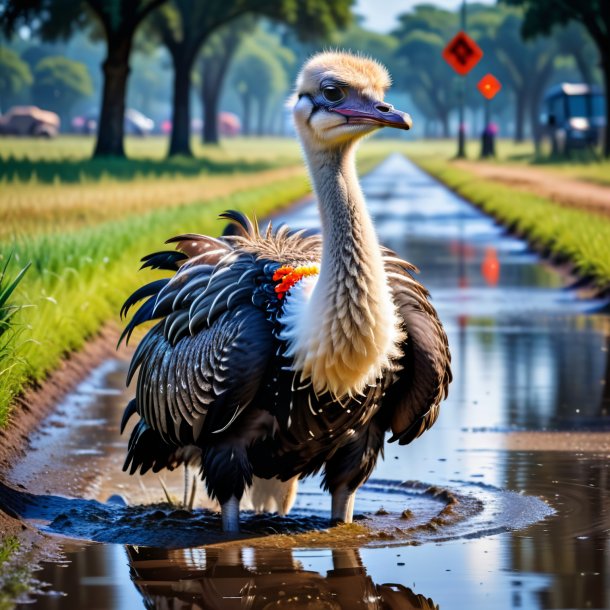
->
[219, 210, 254, 236]
[120, 279, 169, 319]
[119, 211, 451, 521]
[120, 399, 138, 434]
[118, 295, 158, 346]
[140, 250, 187, 271]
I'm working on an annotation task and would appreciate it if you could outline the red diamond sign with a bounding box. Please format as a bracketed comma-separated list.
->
[477, 73, 502, 99]
[443, 31, 483, 76]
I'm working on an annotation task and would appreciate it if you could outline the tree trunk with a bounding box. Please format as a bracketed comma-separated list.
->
[573, 51, 593, 85]
[441, 112, 449, 138]
[241, 93, 251, 136]
[94, 37, 132, 158]
[169, 51, 195, 157]
[602, 55, 610, 158]
[256, 96, 266, 136]
[514, 91, 526, 142]
[529, 60, 554, 156]
[201, 47, 236, 145]
[202, 72, 220, 145]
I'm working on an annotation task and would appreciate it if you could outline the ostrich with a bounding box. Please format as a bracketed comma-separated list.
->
[120, 51, 451, 532]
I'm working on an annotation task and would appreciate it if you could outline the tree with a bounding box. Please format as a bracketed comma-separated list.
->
[393, 6, 458, 138]
[151, 0, 353, 157]
[1, 0, 167, 157]
[503, 0, 610, 157]
[0, 47, 32, 110]
[231, 38, 287, 136]
[554, 22, 598, 85]
[477, 10, 556, 144]
[32, 56, 93, 122]
[395, 29, 456, 137]
[333, 21, 398, 71]
[197, 16, 254, 145]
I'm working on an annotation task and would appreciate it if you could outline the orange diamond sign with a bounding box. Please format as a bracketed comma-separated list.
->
[477, 73, 502, 99]
[443, 31, 483, 75]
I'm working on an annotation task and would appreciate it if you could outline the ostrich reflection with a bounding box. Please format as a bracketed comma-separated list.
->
[126, 545, 438, 609]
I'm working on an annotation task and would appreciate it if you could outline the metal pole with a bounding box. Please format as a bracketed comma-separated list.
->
[457, 0, 467, 158]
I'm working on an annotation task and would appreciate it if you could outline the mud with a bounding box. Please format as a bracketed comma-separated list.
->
[0, 468, 552, 549]
[0, 325, 133, 569]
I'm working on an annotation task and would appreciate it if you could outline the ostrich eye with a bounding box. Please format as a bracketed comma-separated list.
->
[322, 86, 344, 103]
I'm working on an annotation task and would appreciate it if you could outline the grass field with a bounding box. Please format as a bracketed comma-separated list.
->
[0, 135, 405, 427]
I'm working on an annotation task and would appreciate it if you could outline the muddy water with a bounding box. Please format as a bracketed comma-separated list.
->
[7, 154, 610, 609]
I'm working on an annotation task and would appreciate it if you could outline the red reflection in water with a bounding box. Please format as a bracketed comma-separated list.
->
[481, 247, 500, 286]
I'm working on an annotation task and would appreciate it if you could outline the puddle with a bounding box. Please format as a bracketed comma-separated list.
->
[5, 154, 610, 609]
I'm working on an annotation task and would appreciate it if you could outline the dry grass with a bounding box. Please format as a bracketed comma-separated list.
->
[0, 165, 308, 240]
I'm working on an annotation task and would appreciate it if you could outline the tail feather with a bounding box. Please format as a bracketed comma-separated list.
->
[219, 210, 255, 237]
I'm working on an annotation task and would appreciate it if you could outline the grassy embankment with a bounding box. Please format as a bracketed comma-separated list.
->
[0, 537, 29, 610]
[406, 140, 610, 290]
[406, 138, 610, 186]
[0, 135, 401, 428]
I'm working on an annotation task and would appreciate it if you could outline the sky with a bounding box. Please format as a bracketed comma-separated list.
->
[356, 0, 495, 33]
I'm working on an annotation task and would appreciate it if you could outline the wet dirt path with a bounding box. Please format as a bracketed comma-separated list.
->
[5, 153, 610, 609]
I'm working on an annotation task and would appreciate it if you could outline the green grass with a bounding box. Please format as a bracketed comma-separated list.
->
[0, 536, 30, 610]
[410, 155, 610, 290]
[0, 136, 398, 427]
[0, 177, 311, 425]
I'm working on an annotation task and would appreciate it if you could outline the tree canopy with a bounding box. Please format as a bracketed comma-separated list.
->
[0, 46, 32, 109]
[150, 0, 353, 156]
[503, 0, 610, 156]
[232, 34, 289, 135]
[31, 55, 93, 121]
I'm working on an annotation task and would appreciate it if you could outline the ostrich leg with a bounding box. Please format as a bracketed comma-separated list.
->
[221, 496, 240, 532]
[326, 419, 385, 524]
[331, 487, 357, 523]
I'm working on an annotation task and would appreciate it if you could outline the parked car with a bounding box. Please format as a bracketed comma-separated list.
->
[71, 108, 154, 136]
[0, 106, 60, 137]
[124, 108, 154, 136]
[541, 83, 606, 154]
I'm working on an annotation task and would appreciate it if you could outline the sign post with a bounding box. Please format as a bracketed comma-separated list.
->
[442, 1, 483, 158]
[477, 73, 502, 158]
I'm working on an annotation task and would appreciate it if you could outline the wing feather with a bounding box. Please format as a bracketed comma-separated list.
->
[383, 258, 452, 445]
[121, 210, 326, 472]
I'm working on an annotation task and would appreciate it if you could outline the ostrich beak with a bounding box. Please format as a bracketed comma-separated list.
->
[330, 100, 412, 130]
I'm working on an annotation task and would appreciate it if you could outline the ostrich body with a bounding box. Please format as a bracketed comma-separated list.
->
[120, 52, 451, 532]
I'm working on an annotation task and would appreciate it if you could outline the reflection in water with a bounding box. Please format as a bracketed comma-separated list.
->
[506, 451, 610, 610]
[481, 247, 500, 287]
[126, 546, 437, 610]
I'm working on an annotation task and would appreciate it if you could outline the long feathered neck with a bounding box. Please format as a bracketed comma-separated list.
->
[280, 142, 403, 397]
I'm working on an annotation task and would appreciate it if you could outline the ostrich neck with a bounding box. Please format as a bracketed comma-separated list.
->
[282, 141, 400, 398]
[306, 143, 383, 286]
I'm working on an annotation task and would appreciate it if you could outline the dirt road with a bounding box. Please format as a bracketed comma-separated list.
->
[456, 160, 610, 215]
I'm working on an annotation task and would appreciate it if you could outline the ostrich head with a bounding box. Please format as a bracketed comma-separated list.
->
[293, 51, 412, 150]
